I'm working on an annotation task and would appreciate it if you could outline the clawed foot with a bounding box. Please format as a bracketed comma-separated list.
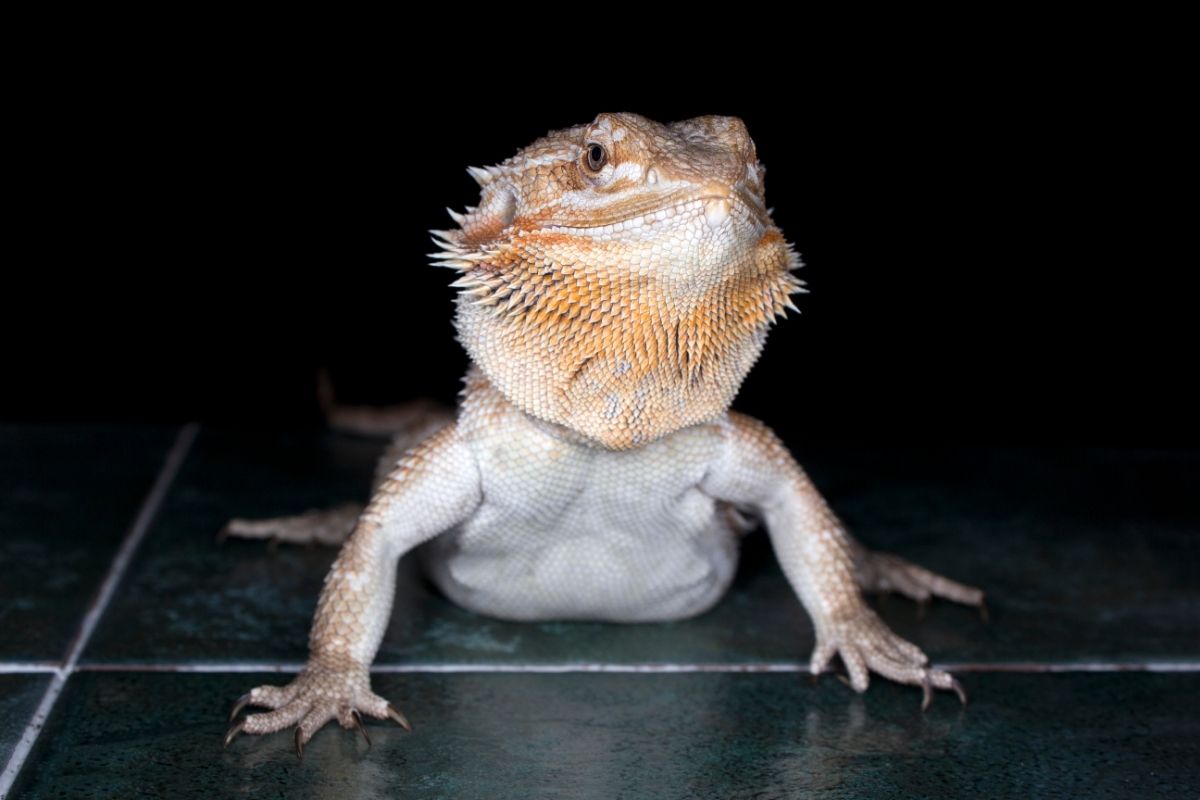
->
[812, 605, 966, 711]
[224, 657, 410, 758]
[854, 549, 986, 619]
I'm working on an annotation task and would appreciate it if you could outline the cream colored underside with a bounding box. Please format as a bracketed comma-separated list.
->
[416, 377, 743, 622]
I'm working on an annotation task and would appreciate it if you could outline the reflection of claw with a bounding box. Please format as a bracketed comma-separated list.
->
[350, 709, 371, 748]
[223, 720, 245, 749]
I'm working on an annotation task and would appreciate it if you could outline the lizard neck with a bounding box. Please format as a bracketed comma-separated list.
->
[456, 366, 723, 452]
[454, 264, 781, 450]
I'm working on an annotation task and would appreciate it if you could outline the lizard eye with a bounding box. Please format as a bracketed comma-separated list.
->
[583, 143, 608, 173]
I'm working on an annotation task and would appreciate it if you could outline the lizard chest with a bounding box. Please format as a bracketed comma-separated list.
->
[418, 405, 741, 622]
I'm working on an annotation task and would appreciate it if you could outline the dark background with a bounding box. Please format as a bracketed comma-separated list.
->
[7, 43, 1190, 447]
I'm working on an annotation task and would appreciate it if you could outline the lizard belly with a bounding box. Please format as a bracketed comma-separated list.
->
[419, 391, 740, 622]
[420, 499, 738, 622]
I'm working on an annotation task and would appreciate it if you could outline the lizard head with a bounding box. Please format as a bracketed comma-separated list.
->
[432, 112, 803, 449]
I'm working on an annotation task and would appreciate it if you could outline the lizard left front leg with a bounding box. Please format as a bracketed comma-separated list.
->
[704, 414, 971, 709]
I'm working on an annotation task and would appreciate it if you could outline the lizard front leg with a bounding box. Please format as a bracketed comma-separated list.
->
[703, 413, 969, 709]
[225, 423, 481, 754]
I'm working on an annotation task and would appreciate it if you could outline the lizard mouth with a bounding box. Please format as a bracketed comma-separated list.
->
[542, 186, 767, 234]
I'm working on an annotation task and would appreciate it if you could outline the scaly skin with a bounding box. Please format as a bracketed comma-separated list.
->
[225, 113, 984, 755]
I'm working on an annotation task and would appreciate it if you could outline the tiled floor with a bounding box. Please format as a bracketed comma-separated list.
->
[2, 425, 1197, 798]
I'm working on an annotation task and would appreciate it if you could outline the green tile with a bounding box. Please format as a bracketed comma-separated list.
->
[0, 425, 177, 661]
[80, 428, 386, 665]
[83, 433, 1200, 666]
[800, 446, 1200, 665]
[0, 674, 50, 769]
[12, 671, 1199, 799]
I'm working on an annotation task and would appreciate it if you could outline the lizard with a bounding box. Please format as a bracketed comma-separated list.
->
[221, 112, 985, 757]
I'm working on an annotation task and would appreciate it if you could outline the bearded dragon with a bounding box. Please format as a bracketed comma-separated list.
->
[222, 113, 984, 756]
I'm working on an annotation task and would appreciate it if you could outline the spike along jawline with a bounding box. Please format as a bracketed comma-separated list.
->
[466, 165, 505, 186]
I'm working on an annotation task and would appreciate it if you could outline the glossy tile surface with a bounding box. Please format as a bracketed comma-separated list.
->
[0, 674, 49, 770]
[83, 433, 1200, 667]
[13, 671, 1199, 799]
[0, 425, 176, 661]
[82, 428, 383, 665]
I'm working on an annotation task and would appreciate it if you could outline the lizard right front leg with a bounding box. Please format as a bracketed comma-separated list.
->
[224, 424, 481, 756]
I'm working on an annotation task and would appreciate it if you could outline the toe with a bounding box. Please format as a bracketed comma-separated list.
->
[863, 650, 928, 687]
[243, 703, 309, 735]
[354, 690, 393, 720]
[298, 703, 338, 746]
[881, 632, 929, 665]
[911, 565, 984, 606]
[840, 648, 870, 692]
[923, 668, 967, 706]
[890, 564, 935, 604]
[230, 683, 300, 722]
[809, 639, 837, 678]
[250, 683, 298, 709]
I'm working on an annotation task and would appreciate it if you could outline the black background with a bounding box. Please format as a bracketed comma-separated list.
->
[6, 40, 1190, 447]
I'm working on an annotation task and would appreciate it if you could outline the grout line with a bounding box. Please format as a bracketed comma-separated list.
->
[0, 665, 59, 674]
[58, 423, 200, 674]
[0, 423, 198, 800]
[40, 660, 1200, 674]
[939, 661, 1200, 673]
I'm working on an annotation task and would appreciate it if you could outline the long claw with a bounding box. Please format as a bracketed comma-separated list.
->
[387, 703, 413, 732]
[809, 672, 820, 686]
[223, 720, 244, 749]
[951, 677, 968, 706]
[835, 673, 853, 690]
[228, 693, 252, 722]
[294, 728, 304, 760]
[216, 525, 229, 544]
[350, 709, 371, 748]
[978, 598, 990, 624]
[915, 597, 930, 621]
[920, 678, 934, 712]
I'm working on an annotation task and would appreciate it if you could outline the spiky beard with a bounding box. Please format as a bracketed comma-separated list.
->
[433, 225, 804, 450]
